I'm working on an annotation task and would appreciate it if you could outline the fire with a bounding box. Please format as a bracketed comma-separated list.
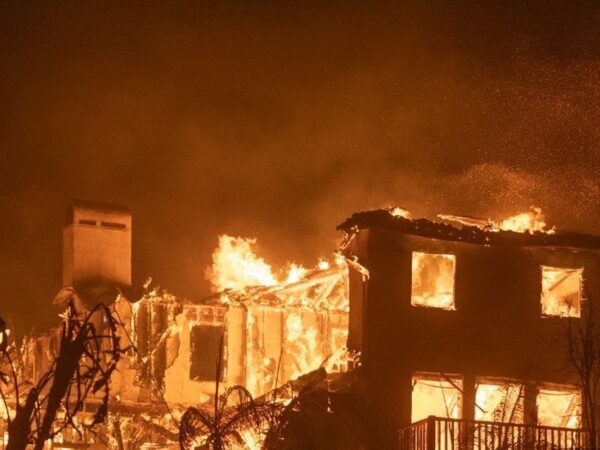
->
[207, 235, 318, 292]
[388, 206, 411, 218]
[475, 382, 524, 423]
[496, 207, 554, 234]
[537, 387, 581, 429]
[207, 235, 277, 292]
[317, 259, 330, 270]
[411, 252, 456, 310]
[439, 207, 556, 235]
[201, 234, 350, 400]
[541, 266, 583, 318]
[285, 312, 322, 380]
[238, 429, 262, 450]
[285, 263, 308, 284]
[412, 374, 462, 422]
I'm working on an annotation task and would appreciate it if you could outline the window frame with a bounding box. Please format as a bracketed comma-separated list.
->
[410, 251, 457, 311]
[536, 383, 582, 429]
[411, 372, 464, 422]
[540, 265, 583, 318]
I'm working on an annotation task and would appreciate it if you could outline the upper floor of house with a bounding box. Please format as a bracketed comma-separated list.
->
[340, 209, 600, 380]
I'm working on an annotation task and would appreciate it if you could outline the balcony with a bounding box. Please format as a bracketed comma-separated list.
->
[399, 416, 589, 450]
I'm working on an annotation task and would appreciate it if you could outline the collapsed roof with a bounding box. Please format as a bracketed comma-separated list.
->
[202, 265, 349, 311]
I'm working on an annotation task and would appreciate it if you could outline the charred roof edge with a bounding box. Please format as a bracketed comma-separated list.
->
[337, 209, 600, 251]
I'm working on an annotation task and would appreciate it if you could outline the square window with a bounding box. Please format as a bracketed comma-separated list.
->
[537, 385, 581, 429]
[475, 380, 524, 423]
[412, 373, 462, 422]
[541, 266, 583, 318]
[411, 252, 456, 310]
[189, 324, 225, 382]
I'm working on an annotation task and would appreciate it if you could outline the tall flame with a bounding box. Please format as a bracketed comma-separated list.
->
[207, 235, 316, 292]
[206, 235, 350, 401]
[207, 235, 276, 292]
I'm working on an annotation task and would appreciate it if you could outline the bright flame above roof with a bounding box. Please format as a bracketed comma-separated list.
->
[439, 207, 555, 235]
[497, 207, 554, 234]
[206, 235, 277, 292]
[206, 235, 340, 293]
[388, 206, 411, 219]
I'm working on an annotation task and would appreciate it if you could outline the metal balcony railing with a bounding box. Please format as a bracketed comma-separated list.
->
[399, 416, 589, 450]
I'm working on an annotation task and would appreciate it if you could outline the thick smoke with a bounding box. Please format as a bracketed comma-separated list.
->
[1, 2, 600, 330]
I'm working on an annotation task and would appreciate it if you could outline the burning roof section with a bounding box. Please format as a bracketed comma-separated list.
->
[208, 263, 348, 312]
[131, 237, 351, 402]
[201, 234, 349, 311]
[338, 208, 600, 251]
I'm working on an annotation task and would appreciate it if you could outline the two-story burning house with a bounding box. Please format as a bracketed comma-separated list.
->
[339, 209, 600, 449]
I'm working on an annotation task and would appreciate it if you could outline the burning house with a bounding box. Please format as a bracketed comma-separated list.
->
[45, 201, 350, 410]
[339, 208, 600, 449]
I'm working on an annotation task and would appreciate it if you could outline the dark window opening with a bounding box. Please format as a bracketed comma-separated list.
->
[78, 219, 97, 226]
[100, 221, 127, 229]
[190, 325, 225, 382]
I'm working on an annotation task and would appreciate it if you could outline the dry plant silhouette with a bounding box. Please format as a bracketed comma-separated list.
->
[0, 299, 126, 450]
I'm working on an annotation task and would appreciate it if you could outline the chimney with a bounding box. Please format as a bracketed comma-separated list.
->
[62, 200, 132, 288]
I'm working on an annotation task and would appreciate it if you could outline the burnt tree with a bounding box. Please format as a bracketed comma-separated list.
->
[0, 301, 126, 450]
[566, 294, 600, 450]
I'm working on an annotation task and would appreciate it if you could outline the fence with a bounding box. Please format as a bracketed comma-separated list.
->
[399, 416, 589, 450]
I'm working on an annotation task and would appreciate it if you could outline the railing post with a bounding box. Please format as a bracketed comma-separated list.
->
[427, 416, 436, 450]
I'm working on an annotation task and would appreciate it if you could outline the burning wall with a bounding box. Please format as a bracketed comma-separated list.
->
[130, 238, 350, 404]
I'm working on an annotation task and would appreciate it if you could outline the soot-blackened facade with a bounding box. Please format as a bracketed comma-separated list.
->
[339, 210, 600, 448]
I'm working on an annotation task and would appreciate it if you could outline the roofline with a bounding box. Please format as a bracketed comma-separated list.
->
[337, 209, 600, 252]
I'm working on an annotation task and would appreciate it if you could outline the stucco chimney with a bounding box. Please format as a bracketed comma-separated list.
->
[62, 200, 132, 288]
